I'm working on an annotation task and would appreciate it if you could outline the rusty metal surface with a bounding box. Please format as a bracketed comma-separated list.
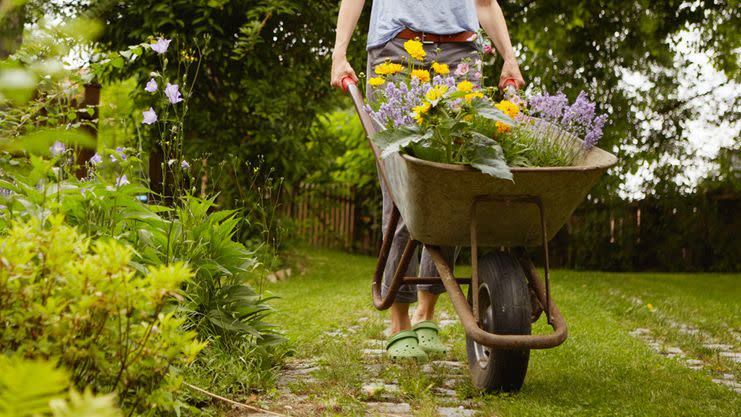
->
[383, 150, 617, 247]
[427, 246, 568, 350]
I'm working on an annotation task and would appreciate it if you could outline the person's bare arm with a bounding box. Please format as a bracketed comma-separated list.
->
[331, 0, 365, 89]
[476, 0, 525, 89]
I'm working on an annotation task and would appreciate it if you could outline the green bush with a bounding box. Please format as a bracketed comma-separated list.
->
[0, 356, 121, 417]
[0, 215, 205, 415]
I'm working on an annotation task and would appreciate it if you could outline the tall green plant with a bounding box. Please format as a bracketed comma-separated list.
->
[0, 216, 205, 415]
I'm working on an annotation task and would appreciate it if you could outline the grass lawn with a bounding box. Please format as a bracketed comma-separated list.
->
[262, 248, 740, 417]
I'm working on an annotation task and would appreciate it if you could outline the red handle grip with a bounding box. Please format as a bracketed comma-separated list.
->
[341, 76, 357, 93]
[502, 78, 518, 90]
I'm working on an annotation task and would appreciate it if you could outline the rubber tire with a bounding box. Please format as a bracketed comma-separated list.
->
[466, 251, 532, 392]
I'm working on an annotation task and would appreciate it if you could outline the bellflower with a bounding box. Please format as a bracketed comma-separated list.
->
[142, 107, 157, 125]
[116, 175, 129, 187]
[181, 160, 190, 170]
[49, 141, 65, 156]
[150, 38, 171, 54]
[115, 146, 127, 160]
[164, 83, 183, 104]
[145, 78, 158, 93]
[90, 153, 103, 165]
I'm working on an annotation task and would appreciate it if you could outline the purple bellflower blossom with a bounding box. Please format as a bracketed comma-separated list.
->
[142, 107, 157, 125]
[116, 175, 129, 187]
[49, 141, 65, 156]
[90, 153, 103, 165]
[151, 38, 171, 54]
[115, 147, 127, 160]
[164, 83, 183, 104]
[181, 160, 190, 170]
[145, 78, 158, 93]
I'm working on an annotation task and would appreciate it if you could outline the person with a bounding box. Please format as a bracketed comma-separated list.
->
[330, 0, 525, 360]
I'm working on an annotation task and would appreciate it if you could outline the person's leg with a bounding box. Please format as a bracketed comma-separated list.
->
[415, 246, 458, 323]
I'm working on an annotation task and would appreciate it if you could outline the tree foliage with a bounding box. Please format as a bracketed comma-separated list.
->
[497, 0, 739, 199]
[84, 0, 368, 185]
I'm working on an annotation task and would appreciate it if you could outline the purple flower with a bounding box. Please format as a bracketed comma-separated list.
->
[483, 45, 493, 55]
[90, 153, 102, 165]
[145, 78, 158, 93]
[583, 114, 607, 150]
[142, 107, 157, 125]
[164, 83, 183, 104]
[80, 187, 91, 197]
[151, 38, 171, 55]
[454, 63, 469, 77]
[562, 91, 595, 127]
[115, 175, 129, 187]
[110, 154, 117, 162]
[181, 160, 190, 170]
[49, 141, 65, 156]
[115, 146, 127, 161]
[529, 91, 568, 123]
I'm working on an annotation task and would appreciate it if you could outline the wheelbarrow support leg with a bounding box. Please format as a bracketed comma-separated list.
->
[427, 246, 568, 349]
[371, 205, 419, 310]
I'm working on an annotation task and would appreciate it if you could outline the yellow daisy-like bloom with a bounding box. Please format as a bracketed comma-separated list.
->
[495, 100, 520, 119]
[457, 80, 474, 93]
[464, 92, 484, 102]
[431, 62, 450, 75]
[375, 62, 404, 75]
[496, 121, 511, 134]
[404, 39, 426, 61]
[425, 85, 448, 102]
[411, 69, 431, 83]
[368, 76, 385, 87]
[412, 101, 431, 125]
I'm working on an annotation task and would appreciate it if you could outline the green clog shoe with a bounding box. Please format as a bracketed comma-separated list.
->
[412, 320, 447, 354]
[386, 330, 428, 361]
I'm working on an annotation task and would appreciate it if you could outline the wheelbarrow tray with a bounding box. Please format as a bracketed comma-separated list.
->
[382, 147, 617, 247]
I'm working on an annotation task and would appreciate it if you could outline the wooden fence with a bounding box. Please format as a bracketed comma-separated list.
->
[280, 183, 381, 254]
[282, 183, 740, 272]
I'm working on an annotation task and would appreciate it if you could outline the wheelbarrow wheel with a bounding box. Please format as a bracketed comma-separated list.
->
[466, 251, 532, 392]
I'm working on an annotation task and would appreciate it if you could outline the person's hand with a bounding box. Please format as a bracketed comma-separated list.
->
[499, 58, 525, 90]
[331, 55, 358, 89]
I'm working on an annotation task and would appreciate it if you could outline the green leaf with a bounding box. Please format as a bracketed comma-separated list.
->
[372, 126, 426, 159]
[472, 100, 514, 125]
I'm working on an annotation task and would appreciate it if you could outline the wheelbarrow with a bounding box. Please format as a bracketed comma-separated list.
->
[342, 77, 617, 391]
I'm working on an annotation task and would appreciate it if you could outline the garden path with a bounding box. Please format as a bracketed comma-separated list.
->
[234, 249, 740, 417]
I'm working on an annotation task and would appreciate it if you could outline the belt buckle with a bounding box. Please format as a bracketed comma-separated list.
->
[420, 33, 435, 44]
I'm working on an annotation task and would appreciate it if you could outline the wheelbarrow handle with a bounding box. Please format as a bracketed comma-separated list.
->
[501, 78, 519, 95]
[341, 75, 357, 93]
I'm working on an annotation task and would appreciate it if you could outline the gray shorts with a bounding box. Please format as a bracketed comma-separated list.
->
[367, 38, 477, 304]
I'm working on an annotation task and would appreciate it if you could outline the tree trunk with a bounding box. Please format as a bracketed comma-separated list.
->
[0, 1, 26, 59]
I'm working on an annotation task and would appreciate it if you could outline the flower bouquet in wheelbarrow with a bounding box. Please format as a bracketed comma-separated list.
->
[343, 39, 617, 392]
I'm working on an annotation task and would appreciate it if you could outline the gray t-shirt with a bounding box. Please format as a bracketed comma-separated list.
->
[367, 0, 479, 50]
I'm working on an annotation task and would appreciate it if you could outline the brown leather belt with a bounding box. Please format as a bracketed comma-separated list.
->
[395, 28, 476, 44]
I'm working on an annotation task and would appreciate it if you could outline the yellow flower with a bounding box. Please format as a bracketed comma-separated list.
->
[368, 76, 385, 87]
[413, 101, 431, 115]
[647, 303, 655, 312]
[411, 69, 431, 83]
[496, 121, 511, 134]
[464, 92, 484, 102]
[412, 101, 431, 125]
[425, 85, 448, 102]
[375, 62, 403, 75]
[404, 39, 426, 61]
[495, 100, 520, 119]
[457, 80, 474, 93]
[431, 62, 450, 75]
